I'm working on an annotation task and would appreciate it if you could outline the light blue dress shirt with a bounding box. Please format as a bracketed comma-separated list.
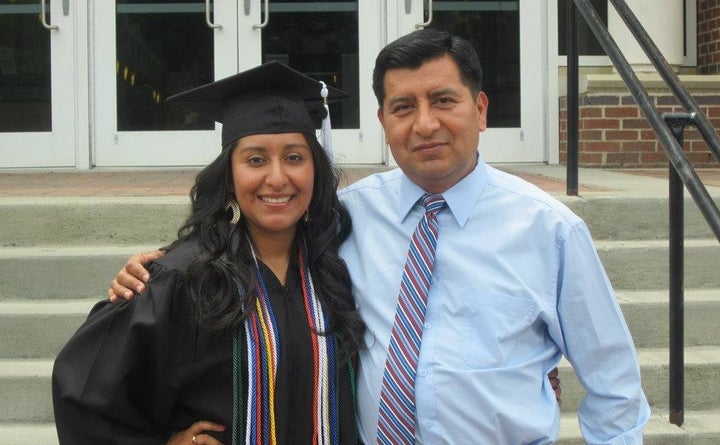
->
[338, 155, 650, 444]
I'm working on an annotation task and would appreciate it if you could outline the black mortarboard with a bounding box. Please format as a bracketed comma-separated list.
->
[166, 61, 348, 148]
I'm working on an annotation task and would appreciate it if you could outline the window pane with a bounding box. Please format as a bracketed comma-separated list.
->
[116, 1, 214, 131]
[558, 0, 608, 56]
[262, 1, 360, 129]
[430, 0, 520, 127]
[0, 1, 51, 132]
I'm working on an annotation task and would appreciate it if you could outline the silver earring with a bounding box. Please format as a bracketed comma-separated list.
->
[303, 210, 310, 223]
[225, 199, 241, 225]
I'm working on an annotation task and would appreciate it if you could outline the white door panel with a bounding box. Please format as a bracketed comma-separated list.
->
[389, 0, 547, 164]
[93, 1, 234, 167]
[0, 0, 79, 168]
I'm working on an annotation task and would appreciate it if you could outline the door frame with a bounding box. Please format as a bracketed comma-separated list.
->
[92, 1, 385, 168]
[0, 0, 89, 169]
[386, 0, 550, 164]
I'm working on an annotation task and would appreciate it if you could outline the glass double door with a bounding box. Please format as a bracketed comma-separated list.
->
[0, 0, 546, 169]
[94, 0, 383, 167]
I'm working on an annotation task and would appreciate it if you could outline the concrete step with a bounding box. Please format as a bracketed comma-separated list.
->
[563, 196, 720, 241]
[0, 197, 187, 248]
[0, 245, 152, 300]
[557, 410, 720, 445]
[3, 239, 719, 300]
[0, 299, 97, 359]
[4, 347, 719, 423]
[0, 360, 53, 423]
[4, 411, 720, 445]
[618, 289, 720, 349]
[558, 346, 720, 413]
[1, 189, 719, 440]
[595, 239, 720, 290]
[0, 407, 717, 444]
[2, 195, 720, 248]
[2, 290, 718, 359]
[0, 423, 58, 445]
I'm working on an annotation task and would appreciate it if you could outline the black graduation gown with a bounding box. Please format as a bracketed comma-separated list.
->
[52, 240, 357, 445]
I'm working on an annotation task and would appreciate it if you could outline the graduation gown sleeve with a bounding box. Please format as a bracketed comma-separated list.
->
[52, 260, 198, 445]
[52, 240, 358, 445]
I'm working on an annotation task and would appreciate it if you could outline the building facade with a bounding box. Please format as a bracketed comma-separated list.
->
[0, 1, 716, 170]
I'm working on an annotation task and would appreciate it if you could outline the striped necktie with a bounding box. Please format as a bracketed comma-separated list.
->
[377, 193, 446, 445]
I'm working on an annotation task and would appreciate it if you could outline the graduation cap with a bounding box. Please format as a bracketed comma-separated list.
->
[166, 61, 349, 151]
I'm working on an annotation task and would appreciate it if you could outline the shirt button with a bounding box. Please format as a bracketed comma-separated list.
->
[419, 369, 428, 377]
[424, 322, 432, 330]
[425, 421, 432, 429]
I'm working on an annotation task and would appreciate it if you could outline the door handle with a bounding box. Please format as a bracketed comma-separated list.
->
[416, 0, 433, 28]
[40, 0, 59, 30]
[253, 0, 269, 29]
[205, 0, 222, 29]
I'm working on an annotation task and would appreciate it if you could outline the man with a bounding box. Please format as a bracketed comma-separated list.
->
[111, 29, 649, 444]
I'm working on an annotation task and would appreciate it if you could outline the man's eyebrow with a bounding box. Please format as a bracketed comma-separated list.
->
[386, 96, 412, 108]
[429, 87, 460, 98]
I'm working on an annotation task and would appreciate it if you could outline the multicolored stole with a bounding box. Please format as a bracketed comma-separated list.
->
[231, 238, 342, 445]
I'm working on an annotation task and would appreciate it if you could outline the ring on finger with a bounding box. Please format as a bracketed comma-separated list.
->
[192, 435, 197, 445]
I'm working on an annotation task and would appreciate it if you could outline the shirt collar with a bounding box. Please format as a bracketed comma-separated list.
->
[398, 151, 488, 227]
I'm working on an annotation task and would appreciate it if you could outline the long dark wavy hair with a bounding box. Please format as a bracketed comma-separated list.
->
[165, 133, 364, 363]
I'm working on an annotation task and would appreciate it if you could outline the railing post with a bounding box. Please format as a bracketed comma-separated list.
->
[573, 0, 720, 242]
[662, 112, 695, 427]
[566, 0, 579, 196]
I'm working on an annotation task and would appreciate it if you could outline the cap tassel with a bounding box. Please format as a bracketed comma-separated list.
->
[319, 81, 333, 161]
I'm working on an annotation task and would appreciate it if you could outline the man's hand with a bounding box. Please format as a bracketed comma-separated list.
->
[548, 367, 561, 406]
[108, 250, 164, 303]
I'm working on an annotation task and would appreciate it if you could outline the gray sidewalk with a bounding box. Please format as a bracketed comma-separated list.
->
[2, 164, 720, 199]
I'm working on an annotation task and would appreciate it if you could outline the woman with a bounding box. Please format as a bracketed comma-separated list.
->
[52, 62, 365, 445]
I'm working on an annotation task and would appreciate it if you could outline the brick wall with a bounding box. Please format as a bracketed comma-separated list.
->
[559, 93, 720, 168]
[698, 0, 720, 74]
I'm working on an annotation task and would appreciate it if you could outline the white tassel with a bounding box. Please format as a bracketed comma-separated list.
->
[319, 81, 333, 161]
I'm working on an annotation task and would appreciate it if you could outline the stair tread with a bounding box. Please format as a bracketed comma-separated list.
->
[616, 288, 720, 303]
[554, 345, 720, 368]
[4, 411, 720, 445]
[0, 245, 158, 258]
[559, 409, 720, 438]
[0, 299, 99, 315]
[4, 345, 720, 377]
[0, 359, 53, 377]
[2, 288, 719, 310]
[2, 239, 719, 256]
[0, 423, 58, 445]
[594, 238, 720, 249]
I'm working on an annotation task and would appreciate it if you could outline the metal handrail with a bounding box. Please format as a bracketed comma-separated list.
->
[569, 0, 720, 241]
[567, 0, 720, 428]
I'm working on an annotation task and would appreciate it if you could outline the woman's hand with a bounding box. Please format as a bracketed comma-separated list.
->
[167, 421, 226, 445]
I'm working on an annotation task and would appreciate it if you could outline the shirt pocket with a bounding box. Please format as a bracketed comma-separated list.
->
[461, 291, 539, 369]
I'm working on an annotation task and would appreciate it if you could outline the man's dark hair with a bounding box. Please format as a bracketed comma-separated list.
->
[372, 28, 484, 107]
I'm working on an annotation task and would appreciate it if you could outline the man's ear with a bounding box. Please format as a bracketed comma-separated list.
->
[377, 108, 389, 144]
[477, 92, 489, 132]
